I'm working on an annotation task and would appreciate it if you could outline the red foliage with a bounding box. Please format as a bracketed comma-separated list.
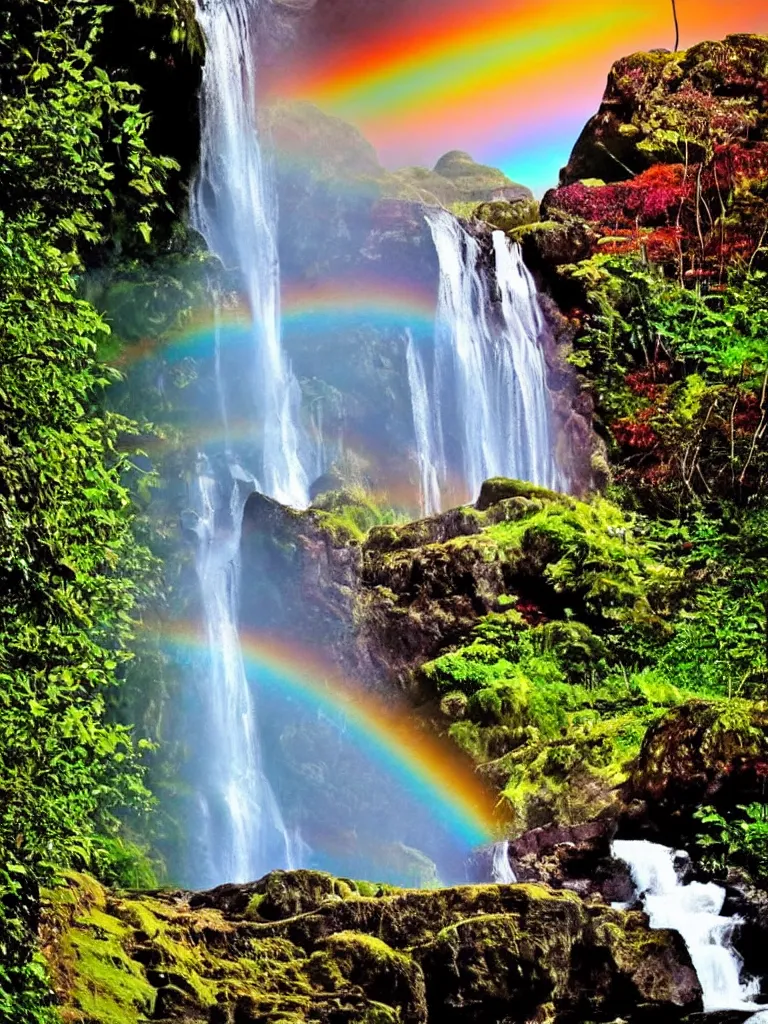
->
[707, 143, 768, 191]
[626, 363, 672, 401]
[515, 600, 548, 627]
[612, 413, 660, 451]
[732, 392, 764, 435]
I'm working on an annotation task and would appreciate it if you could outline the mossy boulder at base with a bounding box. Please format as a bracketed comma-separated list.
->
[42, 869, 702, 1024]
[623, 700, 768, 841]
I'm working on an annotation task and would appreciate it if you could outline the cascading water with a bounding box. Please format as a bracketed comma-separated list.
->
[183, 0, 312, 884]
[414, 208, 563, 510]
[490, 840, 517, 884]
[192, 0, 308, 506]
[612, 839, 761, 1011]
[190, 460, 297, 885]
[405, 329, 441, 516]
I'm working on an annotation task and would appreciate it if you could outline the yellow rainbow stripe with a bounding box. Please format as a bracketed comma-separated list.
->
[162, 622, 503, 846]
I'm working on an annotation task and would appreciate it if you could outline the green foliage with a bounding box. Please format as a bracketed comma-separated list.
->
[635, 509, 768, 698]
[91, 838, 160, 892]
[485, 495, 679, 624]
[0, 0, 182, 1017]
[131, 0, 203, 54]
[419, 490, 767, 830]
[695, 803, 768, 882]
[0, 1, 180, 254]
[311, 488, 408, 542]
[570, 253, 768, 506]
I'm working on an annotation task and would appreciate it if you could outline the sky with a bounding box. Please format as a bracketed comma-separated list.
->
[269, 0, 768, 194]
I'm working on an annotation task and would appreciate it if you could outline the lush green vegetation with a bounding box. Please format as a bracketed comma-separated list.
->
[0, 1, 186, 1017]
[696, 803, 768, 881]
[1, 6, 767, 1019]
[570, 255, 768, 509]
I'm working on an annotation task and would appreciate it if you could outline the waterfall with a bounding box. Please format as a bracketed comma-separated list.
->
[190, 459, 297, 885]
[405, 329, 442, 516]
[192, 0, 308, 508]
[182, 0, 311, 885]
[490, 840, 517, 884]
[419, 209, 562, 509]
[612, 839, 760, 1011]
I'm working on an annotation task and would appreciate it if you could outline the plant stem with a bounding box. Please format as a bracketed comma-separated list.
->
[671, 0, 680, 51]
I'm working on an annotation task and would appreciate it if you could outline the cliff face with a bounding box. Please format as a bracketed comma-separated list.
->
[43, 868, 701, 1024]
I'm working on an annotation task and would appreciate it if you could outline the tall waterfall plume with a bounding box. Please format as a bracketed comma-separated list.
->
[192, 0, 308, 507]
[183, 0, 309, 886]
[189, 460, 298, 886]
[411, 209, 563, 511]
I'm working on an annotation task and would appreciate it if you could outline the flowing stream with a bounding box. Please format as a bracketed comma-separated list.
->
[412, 209, 563, 511]
[613, 839, 760, 1011]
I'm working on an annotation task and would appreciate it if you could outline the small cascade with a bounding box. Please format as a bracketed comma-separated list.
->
[190, 458, 297, 885]
[491, 840, 517, 884]
[420, 208, 562, 509]
[192, 0, 308, 508]
[612, 839, 761, 1011]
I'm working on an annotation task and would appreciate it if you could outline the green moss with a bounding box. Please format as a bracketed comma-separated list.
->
[476, 477, 563, 509]
[68, 930, 155, 1024]
[474, 198, 541, 233]
[246, 892, 267, 920]
[310, 487, 407, 543]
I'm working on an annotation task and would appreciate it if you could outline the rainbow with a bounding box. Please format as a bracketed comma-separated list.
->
[277, 2, 648, 125]
[282, 278, 436, 334]
[112, 278, 437, 370]
[162, 623, 502, 849]
[268, 0, 768, 193]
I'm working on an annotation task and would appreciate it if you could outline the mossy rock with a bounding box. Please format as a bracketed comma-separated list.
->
[42, 869, 701, 1024]
[475, 477, 563, 511]
[625, 698, 768, 828]
[475, 197, 540, 233]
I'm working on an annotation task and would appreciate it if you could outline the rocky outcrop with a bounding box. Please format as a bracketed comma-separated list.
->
[238, 481, 689, 840]
[241, 481, 669, 690]
[508, 821, 635, 905]
[621, 700, 768, 845]
[560, 36, 768, 185]
[42, 868, 702, 1024]
[538, 35, 768, 275]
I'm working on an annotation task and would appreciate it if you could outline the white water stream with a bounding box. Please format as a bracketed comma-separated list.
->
[413, 209, 563, 512]
[192, 0, 308, 507]
[191, 461, 297, 884]
[405, 329, 442, 516]
[613, 839, 760, 1011]
[490, 840, 518, 884]
[187, 0, 311, 884]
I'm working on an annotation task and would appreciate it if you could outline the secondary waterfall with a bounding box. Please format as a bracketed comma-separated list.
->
[413, 209, 563, 512]
[185, 0, 310, 884]
[405, 329, 441, 516]
[613, 839, 760, 1011]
